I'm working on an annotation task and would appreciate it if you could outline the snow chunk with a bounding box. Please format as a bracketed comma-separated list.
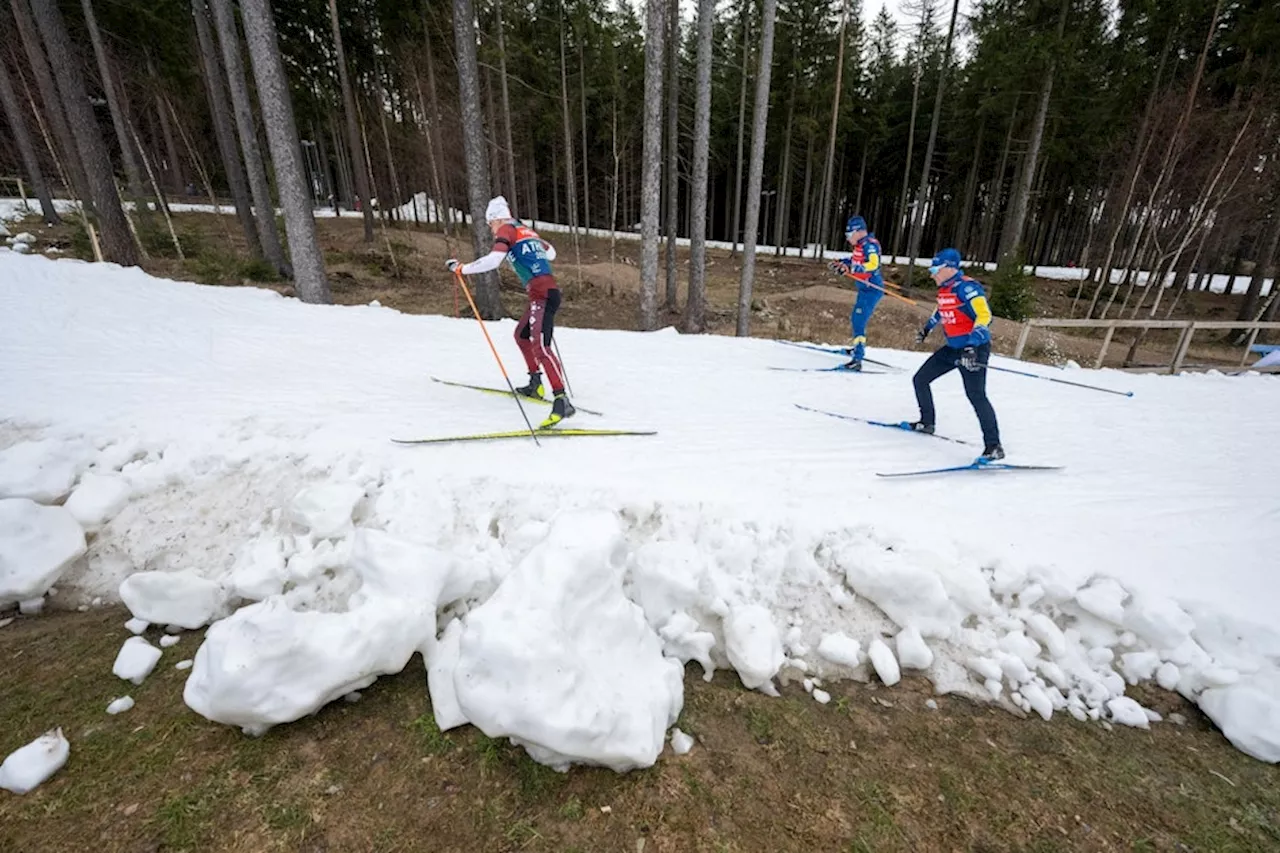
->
[812, 688, 831, 704]
[1120, 652, 1161, 685]
[657, 611, 716, 680]
[670, 728, 695, 755]
[1076, 579, 1128, 626]
[1125, 595, 1195, 649]
[724, 604, 784, 693]
[185, 529, 449, 734]
[0, 499, 86, 606]
[1106, 696, 1151, 729]
[230, 536, 287, 601]
[125, 618, 149, 635]
[159, 634, 180, 649]
[896, 627, 934, 670]
[817, 632, 862, 669]
[1025, 614, 1068, 660]
[113, 637, 162, 684]
[0, 440, 87, 504]
[867, 637, 901, 687]
[427, 618, 467, 731]
[452, 511, 683, 772]
[1021, 683, 1054, 721]
[0, 729, 69, 794]
[838, 549, 956, 637]
[106, 696, 134, 715]
[175, 660, 193, 670]
[1198, 672, 1280, 763]
[119, 570, 227, 629]
[969, 656, 1002, 682]
[1156, 662, 1181, 691]
[287, 482, 364, 540]
[64, 473, 130, 529]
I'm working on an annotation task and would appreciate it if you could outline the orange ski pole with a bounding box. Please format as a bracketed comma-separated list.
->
[841, 271, 919, 306]
[454, 269, 540, 445]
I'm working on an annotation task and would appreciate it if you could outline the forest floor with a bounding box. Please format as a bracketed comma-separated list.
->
[26, 210, 1269, 373]
[3, 608, 1279, 853]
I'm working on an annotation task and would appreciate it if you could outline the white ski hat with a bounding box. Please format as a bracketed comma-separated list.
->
[485, 196, 512, 221]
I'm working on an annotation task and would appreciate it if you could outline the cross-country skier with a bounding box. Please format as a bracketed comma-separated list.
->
[447, 196, 574, 427]
[827, 215, 884, 371]
[910, 248, 1004, 460]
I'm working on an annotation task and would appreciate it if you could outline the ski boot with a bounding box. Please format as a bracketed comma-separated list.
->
[841, 358, 864, 372]
[907, 421, 935, 435]
[515, 371, 545, 399]
[979, 443, 1005, 462]
[539, 392, 576, 429]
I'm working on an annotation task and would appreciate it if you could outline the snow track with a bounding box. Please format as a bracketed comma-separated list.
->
[1, 251, 1278, 769]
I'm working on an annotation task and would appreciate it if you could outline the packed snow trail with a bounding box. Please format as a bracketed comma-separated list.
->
[1, 251, 1279, 768]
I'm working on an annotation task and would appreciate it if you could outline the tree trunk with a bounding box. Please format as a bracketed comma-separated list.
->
[376, 73, 404, 221]
[906, 0, 960, 285]
[495, 0, 518, 208]
[816, 0, 847, 258]
[664, 0, 681, 311]
[239, 0, 330, 303]
[192, 0, 260, 256]
[579, 37, 590, 233]
[998, 0, 1067, 266]
[329, 0, 375, 241]
[893, 31, 925, 257]
[798, 130, 814, 252]
[734, 0, 777, 336]
[80, 0, 147, 202]
[981, 99, 1018, 263]
[684, 0, 713, 332]
[559, 17, 580, 267]
[638, 0, 666, 330]
[0, 56, 60, 224]
[9, 0, 92, 205]
[730, 2, 749, 255]
[30, 0, 138, 264]
[774, 68, 796, 256]
[1237, 208, 1280, 320]
[423, 27, 455, 233]
[148, 53, 187, 196]
[411, 63, 450, 240]
[451, 0, 503, 317]
[956, 119, 984, 250]
[209, 0, 289, 275]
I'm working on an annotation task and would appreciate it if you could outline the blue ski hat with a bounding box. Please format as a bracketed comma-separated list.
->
[929, 248, 962, 274]
[845, 215, 868, 236]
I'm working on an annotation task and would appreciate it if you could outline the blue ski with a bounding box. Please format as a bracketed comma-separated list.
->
[775, 340, 897, 369]
[795, 404, 972, 445]
[876, 460, 1064, 478]
[770, 365, 887, 374]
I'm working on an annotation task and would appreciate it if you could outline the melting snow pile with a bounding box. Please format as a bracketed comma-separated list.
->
[0, 729, 69, 795]
[1, 251, 1279, 769]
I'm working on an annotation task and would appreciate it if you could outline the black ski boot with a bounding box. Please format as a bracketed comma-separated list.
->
[980, 443, 1005, 461]
[841, 358, 863, 372]
[515, 372, 544, 399]
[908, 421, 935, 435]
[540, 392, 576, 428]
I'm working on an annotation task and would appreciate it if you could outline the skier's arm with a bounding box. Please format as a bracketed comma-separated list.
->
[542, 240, 557, 261]
[459, 250, 506, 275]
[959, 284, 993, 344]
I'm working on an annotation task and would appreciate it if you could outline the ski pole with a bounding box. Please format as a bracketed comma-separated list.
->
[552, 338, 574, 398]
[839, 271, 919, 306]
[453, 270, 541, 444]
[964, 360, 1134, 397]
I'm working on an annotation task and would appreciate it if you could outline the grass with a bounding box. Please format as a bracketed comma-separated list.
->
[2, 607, 1280, 852]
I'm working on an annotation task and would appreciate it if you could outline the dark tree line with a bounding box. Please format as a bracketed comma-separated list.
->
[0, 0, 1276, 327]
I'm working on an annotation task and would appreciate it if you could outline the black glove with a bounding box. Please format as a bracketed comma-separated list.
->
[959, 346, 979, 372]
[914, 326, 929, 345]
[828, 260, 849, 275]
[446, 258, 460, 273]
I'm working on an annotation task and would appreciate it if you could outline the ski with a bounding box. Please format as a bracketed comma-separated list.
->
[430, 377, 603, 416]
[795, 404, 972, 445]
[769, 365, 888, 374]
[393, 428, 656, 445]
[775, 340, 897, 369]
[876, 460, 1064, 478]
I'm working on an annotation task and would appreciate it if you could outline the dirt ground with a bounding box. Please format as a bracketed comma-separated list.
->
[21, 210, 1271, 373]
[1, 608, 1278, 853]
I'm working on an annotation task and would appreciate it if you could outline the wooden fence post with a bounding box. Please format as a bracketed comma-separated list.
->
[1014, 321, 1035, 360]
[1171, 322, 1198, 374]
[1095, 320, 1118, 369]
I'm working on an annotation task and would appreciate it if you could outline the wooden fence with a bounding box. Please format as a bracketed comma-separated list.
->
[1011, 318, 1280, 374]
